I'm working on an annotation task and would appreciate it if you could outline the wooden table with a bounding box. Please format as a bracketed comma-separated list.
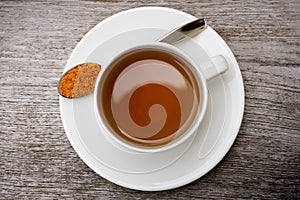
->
[1, 0, 299, 199]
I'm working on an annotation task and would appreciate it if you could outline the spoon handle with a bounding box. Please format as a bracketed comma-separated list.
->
[158, 18, 207, 44]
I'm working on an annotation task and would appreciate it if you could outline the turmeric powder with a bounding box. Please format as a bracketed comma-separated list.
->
[58, 63, 101, 98]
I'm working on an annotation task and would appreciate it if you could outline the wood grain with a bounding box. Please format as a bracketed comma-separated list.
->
[1, 0, 299, 199]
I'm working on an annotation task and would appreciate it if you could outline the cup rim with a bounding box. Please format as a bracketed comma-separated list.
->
[94, 42, 208, 153]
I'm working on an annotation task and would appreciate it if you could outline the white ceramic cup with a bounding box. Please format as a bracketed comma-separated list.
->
[94, 42, 229, 153]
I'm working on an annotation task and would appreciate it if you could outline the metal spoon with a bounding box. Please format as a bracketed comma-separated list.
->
[58, 18, 207, 98]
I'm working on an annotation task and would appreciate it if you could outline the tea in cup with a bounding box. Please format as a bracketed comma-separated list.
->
[94, 42, 228, 153]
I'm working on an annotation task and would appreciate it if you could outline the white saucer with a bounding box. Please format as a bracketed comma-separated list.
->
[59, 7, 244, 191]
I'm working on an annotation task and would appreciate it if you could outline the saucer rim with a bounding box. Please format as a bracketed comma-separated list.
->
[59, 6, 245, 191]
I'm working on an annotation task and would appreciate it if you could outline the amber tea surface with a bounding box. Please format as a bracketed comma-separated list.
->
[100, 48, 201, 146]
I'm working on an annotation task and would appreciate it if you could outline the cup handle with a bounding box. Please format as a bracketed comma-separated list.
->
[201, 55, 230, 80]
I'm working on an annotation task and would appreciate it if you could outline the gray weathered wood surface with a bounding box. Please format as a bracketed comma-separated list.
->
[1, 0, 299, 199]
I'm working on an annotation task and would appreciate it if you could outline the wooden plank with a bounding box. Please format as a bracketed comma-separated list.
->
[1, 0, 299, 199]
